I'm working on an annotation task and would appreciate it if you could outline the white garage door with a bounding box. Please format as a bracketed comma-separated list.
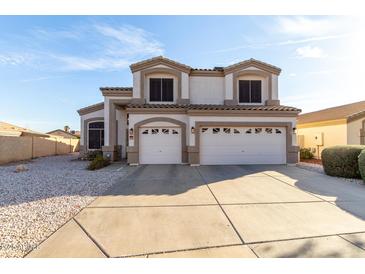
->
[139, 127, 182, 164]
[200, 127, 286, 165]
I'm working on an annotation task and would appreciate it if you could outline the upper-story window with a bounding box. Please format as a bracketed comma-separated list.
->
[239, 80, 262, 103]
[149, 78, 173, 102]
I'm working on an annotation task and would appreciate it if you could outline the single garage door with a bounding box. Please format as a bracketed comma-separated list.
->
[139, 127, 182, 164]
[200, 126, 286, 165]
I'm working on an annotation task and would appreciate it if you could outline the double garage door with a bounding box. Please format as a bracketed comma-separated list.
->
[200, 127, 286, 165]
[139, 126, 286, 165]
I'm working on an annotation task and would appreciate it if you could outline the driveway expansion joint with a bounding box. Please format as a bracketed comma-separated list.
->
[73, 218, 110, 258]
[195, 167, 250, 248]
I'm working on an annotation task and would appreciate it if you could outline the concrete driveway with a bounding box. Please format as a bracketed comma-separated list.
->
[27, 164, 365, 258]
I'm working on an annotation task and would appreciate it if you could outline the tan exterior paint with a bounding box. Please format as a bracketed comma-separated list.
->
[297, 123, 348, 159]
[361, 119, 365, 145]
[188, 121, 298, 165]
[127, 117, 187, 164]
[297, 119, 347, 129]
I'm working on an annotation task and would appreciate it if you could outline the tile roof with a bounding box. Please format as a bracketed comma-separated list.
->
[298, 101, 365, 124]
[127, 104, 300, 112]
[100, 87, 133, 91]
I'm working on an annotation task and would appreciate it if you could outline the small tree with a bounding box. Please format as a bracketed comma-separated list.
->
[64, 125, 70, 132]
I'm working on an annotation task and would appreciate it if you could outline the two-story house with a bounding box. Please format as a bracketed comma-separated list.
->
[77, 56, 301, 165]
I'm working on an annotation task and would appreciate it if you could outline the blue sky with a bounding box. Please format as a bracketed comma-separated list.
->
[0, 16, 363, 132]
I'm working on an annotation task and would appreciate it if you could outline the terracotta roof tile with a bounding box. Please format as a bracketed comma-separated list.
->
[127, 104, 300, 112]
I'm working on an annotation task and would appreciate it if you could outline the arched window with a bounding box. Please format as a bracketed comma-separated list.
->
[88, 121, 104, 149]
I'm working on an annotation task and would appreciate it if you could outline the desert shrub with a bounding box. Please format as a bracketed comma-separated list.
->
[358, 150, 365, 182]
[300, 148, 314, 160]
[87, 154, 110, 170]
[321, 145, 365, 178]
[85, 150, 103, 161]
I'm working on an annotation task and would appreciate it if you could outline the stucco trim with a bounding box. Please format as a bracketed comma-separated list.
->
[130, 56, 191, 74]
[83, 117, 104, 152]
[127, 117, 187, 164]
[190, 70, 224, 77]
[224, 59, 281, 75]
[189, 121, 298, 165]
[77, 102, 104, 116]
[360, 119, 365, 145]
[140, 67, 183, 103]
[232, 70, 273, 104]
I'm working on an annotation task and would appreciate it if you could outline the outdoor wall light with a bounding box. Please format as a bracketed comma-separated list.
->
[293, 127, 297, 134]
[129, 128, 134, 136]
[191, 126, 195, 134]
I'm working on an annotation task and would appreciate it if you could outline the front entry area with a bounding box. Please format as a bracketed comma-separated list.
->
[139, 127, 182, 164]
[200, 126, 286, 165]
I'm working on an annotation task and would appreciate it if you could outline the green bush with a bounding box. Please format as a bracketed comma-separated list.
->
[358, 150, 365, 182]
[321, 145, 365, 178]
[85, 150, 102, 161]
[300, 148, 314, 160]
[87, 155, 110, 170]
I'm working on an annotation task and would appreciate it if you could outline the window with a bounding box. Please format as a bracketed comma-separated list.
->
[88, 121, 104, 149]
[233, 129, 240, 134]
[172, 129, 179, 135]
[275, 129, 282, 134]
[151, 129, 159, 134]
[265, 128, 273, 134]
[149, 78, 173, 102]
[223, 128, 231, 134]
[255, 128, 262, 134]
[239, 80, 262, 103]
[245, 128, 252, 134]
[162, 129, 169, 134]
[142, 129, 149, 134]
[212, 128, 220, 134]
[201, 128, 208, 133]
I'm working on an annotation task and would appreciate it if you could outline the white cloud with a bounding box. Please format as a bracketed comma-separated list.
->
[0, 23, 164, 72]
[0, 53, 33, 65]
[295, 46, 327, 59]
[276, 16, 348, 37]
[94, 24, 164, 56]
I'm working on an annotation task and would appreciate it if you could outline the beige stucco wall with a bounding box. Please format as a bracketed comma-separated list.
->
[297, 123, 347, 158]
[347, 118, 364, 145]
[0, 135, 80, 165]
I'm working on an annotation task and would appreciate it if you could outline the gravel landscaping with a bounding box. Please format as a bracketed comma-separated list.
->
[0, 153, 129, 258]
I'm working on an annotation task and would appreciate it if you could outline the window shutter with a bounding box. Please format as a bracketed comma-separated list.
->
[150, 78, 162, 101]
[162, 78, 173, 101]
[250, 80, 262, 103]
[239, 80, 250, 103]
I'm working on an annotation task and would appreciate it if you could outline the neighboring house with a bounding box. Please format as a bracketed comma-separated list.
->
[77, 56, 301, 165]
[297, 101, 365, 158]
[47, 129, 80, 139]
[0, 121, 49, 137]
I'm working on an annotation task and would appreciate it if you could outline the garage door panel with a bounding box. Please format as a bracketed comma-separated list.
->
[200, 127, 286, 165]
[139, 127, 182, 164]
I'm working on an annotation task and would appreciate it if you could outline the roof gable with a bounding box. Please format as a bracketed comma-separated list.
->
[223, 58, 282, 75]
[130, 56, 192, 73]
